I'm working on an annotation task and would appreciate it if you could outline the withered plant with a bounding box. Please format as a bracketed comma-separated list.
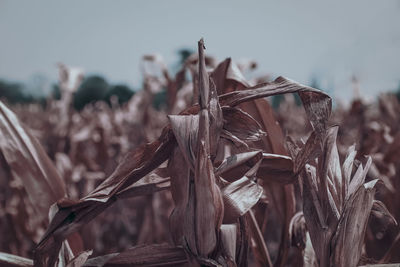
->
[0, 39, 397, 267]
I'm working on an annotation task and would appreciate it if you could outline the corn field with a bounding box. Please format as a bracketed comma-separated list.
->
[0, 39, 399, 267]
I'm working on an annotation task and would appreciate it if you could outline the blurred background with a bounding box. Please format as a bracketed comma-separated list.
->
[1, 0, 400, 104]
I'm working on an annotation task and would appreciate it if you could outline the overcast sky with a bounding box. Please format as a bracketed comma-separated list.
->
[1, 0, 400, 100]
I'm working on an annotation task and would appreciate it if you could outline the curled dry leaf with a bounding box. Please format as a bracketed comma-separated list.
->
[221, 107, 265, 142]
[116, 170, 170, 199]
[216, 151, 295, 184]
[289, 212, 307, 250]
[35, 127, 176, 266]
[215, 151, 262, 181]
[222, 175, 263, 223]
[370, 200, 398, 227]
[219, 76, 331, 137]
[210, 57, 251, 95]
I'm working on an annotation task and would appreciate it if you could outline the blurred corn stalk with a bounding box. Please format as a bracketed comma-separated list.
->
[0, 100, 84, 266]
[56, 63, 84, 138]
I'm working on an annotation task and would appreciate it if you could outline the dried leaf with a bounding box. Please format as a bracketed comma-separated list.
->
[66, 250, 92, 267]
[348, 157, 372, 199]
[210, 58, 250, 95]
[0, 101, 66, 223]
[219, 76, 331, 134]
[289, 212, 307, 250]
[222, 107, 265, 142]
[208, 78, 224, 159]
[257, 153, 294, 184]
[331, 179, 379, 267]
[168, 147, 195, 249]
[215, 151, 262, 181]
[246, 211, 273, 267]
[321, 126, 344, 212]
[35, 127, 176, 266]
[218, 75, 330, 267]
[342, 144, 357, 201]
[83, 244, 188, 267]
[85, 127, 175, 201]
[222, 176, 263, 223]
[193, 39, 223, 256]
[370, 200, 398, 226]
[220, 224, 237, 261]
[300, 125, 388, 267]
[116, 172, 170, 199]
[0, 252, 33, 267]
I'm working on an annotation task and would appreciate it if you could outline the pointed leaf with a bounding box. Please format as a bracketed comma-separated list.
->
[370, 200, 398, 226]
[0, 101, 66, 222]
[0, 252, 33, 267]
[222, 176, 263, 223]
[35, 127, 176, 266]
[331, 179, 378, 267]
[215, 151, 262, 179]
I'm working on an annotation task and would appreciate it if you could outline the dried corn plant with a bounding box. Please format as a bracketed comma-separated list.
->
[287, 126, 396, 266]
[0, 39, 398, 267]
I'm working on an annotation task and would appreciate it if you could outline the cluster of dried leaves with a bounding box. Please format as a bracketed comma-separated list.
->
[0, 39, 398, 267]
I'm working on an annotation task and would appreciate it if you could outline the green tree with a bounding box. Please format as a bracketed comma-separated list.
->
[73, 75, 109, 110]
[152, 90, 167, 110]
[104, 84, 135, 106]
[51, 84, 62, 100]
[0, 79, 33, 104]
[177, 48, 193, 64]
[395, 81, 400, 101]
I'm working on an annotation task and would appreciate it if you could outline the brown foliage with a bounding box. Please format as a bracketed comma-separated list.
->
[0, 39, 398, 267]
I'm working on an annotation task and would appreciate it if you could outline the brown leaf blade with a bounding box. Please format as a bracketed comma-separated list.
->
[193, 39, 223, 257]
[0, 101, 66, 223]
[219, 76, 331, 134]
[222, 107, 266, 142]
[83, 244, 188, 267]
[0, 252, 33, 267]
[35, 127, 176, 266]
[222, 176, 263, 223]
[331, 180, 379, 267]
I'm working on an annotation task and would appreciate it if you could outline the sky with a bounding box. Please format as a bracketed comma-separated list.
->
[1, 0, 400, 101]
